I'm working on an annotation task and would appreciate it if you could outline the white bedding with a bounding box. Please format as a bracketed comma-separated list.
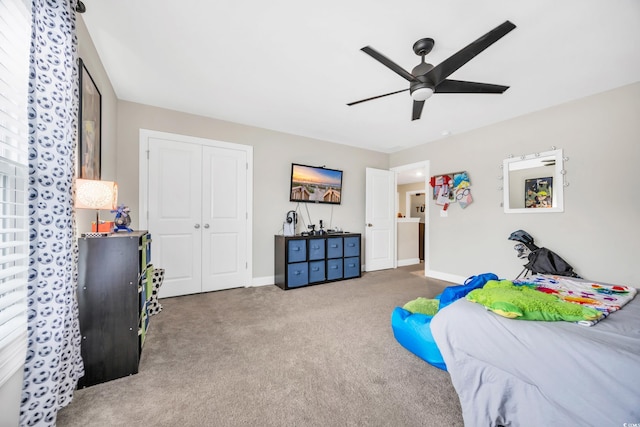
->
[431, 288, 640, 426]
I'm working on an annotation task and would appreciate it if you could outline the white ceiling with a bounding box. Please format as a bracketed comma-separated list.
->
[81, 0, 640, 154]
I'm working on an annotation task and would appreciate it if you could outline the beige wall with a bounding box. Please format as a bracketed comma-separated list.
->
[116, 101, 388, 279]
[391, 82, 640, 287]
[397, 220, 419, 262]
[77, 17, 118, 231]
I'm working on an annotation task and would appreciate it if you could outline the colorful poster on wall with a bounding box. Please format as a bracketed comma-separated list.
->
[430, 174, 452, 201]
[525, 177, 553, 208]
[430, 171, 474, 209]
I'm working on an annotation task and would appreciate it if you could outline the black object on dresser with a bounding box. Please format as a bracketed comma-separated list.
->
[76, 231, 152, 388]
[274, 233, 361, 290]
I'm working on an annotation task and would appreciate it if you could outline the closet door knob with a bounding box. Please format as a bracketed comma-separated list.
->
[204, 224, 210, 229]
[194, 224, 200, 229]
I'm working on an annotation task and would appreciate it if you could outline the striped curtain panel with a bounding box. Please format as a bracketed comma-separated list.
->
[20, 0, 84, 425]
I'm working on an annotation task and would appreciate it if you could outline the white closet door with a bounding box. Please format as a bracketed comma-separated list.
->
[148, 137, 203, 298]
[201, 146, 248, 292]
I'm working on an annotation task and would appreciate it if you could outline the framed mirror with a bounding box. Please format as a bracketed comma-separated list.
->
[503, 149, 564, 213]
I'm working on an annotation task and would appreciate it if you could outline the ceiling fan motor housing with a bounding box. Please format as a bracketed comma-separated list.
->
[410, 63, 435, 98]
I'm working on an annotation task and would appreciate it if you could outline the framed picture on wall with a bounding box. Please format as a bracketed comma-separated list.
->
[78, 58, 101, 179]
[525, 177, 553, 208]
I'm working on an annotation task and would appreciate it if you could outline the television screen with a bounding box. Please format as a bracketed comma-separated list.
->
[290, 163, 342, 205]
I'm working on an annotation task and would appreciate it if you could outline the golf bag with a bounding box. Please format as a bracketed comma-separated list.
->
[508, 230, 581, 279]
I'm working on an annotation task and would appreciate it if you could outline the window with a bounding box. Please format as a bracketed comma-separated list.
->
[0, 0, 30, 387]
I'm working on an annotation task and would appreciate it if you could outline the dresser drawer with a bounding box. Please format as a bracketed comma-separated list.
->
[343, 257, 360, 278]
[308, 238, 325, 261]
[344, 237, 360, 257]
[287, 240, 307, 263]
[327, 237, 343, 259]
[287, 263, 309, 287]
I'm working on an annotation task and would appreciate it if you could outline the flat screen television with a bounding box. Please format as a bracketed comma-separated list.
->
[289, 163, 343, 205]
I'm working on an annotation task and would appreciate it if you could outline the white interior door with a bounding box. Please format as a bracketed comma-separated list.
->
[365, 167, 396, 272]
[148, 137, 202, 297]
[201, 146, 248, 292]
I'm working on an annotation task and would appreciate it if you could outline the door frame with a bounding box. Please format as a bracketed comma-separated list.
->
[391, 161, 430, 276]
[138, 129, 254, 285]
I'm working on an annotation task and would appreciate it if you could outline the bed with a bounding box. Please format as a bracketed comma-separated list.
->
[430, 277, 640, 427]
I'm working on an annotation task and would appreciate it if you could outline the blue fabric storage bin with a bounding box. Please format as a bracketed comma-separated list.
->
[343, 237, 360, 257]
[343, 257, 360, 278]
[308, 239, 325, 260]
[309, 260, 326, 283]
[287, 262, 308, 287]
[327, 237, 343, 258]
[287, 240, 306, 263]
[327, 258, 343, 280]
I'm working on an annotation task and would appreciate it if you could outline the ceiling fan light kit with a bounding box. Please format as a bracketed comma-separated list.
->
[411, 87, 434, 101]
[348, 20, 516, 121]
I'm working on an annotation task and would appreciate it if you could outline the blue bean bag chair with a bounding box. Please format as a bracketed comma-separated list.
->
[391, 307, 447, 370]
[391, 273, 499, 371]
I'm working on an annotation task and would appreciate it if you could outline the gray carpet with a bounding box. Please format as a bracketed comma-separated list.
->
[57, 266, 464, 426]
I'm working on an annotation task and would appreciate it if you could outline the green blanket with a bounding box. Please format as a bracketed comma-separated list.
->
[466, 280, 603, 322]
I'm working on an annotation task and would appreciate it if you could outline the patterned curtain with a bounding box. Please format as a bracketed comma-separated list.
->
[20, 0, 84, 425]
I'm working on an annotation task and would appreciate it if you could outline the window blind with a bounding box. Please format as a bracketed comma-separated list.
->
[0, 0, 30, 387]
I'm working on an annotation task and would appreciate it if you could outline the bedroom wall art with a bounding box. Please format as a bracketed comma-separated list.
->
[430, 171, 473, 211]
[525, 177, 553, 208]
[78, 58, 102, 179]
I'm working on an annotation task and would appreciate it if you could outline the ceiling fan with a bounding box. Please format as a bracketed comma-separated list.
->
[347, 20, 516, 121]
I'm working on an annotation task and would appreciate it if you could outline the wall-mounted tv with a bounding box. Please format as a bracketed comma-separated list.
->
[290, 163, 343, 205]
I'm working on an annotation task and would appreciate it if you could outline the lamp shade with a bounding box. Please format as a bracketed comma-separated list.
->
[75, 179, 118, 210]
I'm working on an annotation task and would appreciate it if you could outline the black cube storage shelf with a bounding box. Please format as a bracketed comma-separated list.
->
[76, 231, 153, 387]
[274, 234, 361, 290]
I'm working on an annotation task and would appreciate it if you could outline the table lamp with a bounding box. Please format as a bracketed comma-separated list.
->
[75, 179, 118, 235]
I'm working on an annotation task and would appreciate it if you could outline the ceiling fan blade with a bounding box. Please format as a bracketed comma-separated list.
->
[361, 46, 416, 82]
[347, 88, 409, 106]
[435, 79, 509, 94]
[412, 100, 425, 121]
[426, 20, 516, 86]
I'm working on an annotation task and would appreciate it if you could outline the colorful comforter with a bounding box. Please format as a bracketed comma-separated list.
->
[513, 274, 637, 325]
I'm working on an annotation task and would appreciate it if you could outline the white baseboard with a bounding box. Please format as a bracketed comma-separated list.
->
[425, 270, 467, 285]
[397, 258, 420, 267]
[250, 276, 274, 287]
